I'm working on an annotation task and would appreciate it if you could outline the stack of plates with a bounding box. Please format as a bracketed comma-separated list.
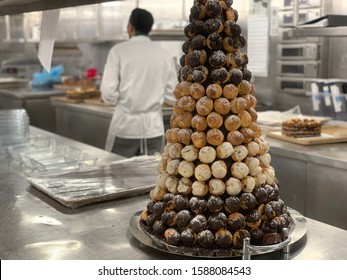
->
[0, 142, 7, 161]
[0, 109, 30, 146]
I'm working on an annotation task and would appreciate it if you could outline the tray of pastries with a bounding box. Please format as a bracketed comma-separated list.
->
[130, 207, 307, 258]
[267, 118, 347, 145]
[54, 77, 100, 100]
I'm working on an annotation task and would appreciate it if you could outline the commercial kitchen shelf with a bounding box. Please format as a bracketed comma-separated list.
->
[0, 0, 121, 16]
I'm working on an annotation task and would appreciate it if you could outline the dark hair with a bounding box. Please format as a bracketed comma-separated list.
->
[129, 8, 154, 34]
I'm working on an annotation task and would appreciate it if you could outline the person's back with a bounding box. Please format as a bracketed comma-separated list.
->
[110, 37, 173, 115]
[101, 8, 176, 156]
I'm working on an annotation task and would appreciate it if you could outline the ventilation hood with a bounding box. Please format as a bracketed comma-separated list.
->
[0, 0, 123, 15]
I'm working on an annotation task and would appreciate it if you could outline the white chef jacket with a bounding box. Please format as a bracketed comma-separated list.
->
[101, 35, 176, 151]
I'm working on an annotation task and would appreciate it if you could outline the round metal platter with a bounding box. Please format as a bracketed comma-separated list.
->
[129, 208, 307, 258]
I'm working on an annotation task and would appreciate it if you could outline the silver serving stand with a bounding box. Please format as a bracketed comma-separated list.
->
[242, 228, 290, 260]
[129, 208, 307, 259]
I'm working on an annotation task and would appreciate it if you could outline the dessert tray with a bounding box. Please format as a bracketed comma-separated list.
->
[256, 105, 331, 128]
[129, 208, 307, 259]
[27, 156, 158, 208]
[266, 131, 347, 145]
[267, 124, 347, 145]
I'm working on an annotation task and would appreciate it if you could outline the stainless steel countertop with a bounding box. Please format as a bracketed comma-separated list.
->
[266, 136, 347, 170]
[51, 97, 347, 170]
[1, 171, 347, 260]
[1, 127, 347, 260]
[51, 99, 174, 117]
[51, 99, 115, 117]
[0, 86, 65, 99]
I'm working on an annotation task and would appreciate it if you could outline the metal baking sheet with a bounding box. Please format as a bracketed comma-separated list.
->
[27, 156, 159, 208]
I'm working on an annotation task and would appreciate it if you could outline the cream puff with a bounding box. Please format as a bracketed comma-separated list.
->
[178, 177, 193, 195]
[207, 32, 223, 50]
[166, 159, 181, 176]
[177, 128, 193, 145]
[168, 142, 184, 159]
[176, 111, 194, 129]
[205, 0, 222, 18]
[242, 176, 256, 193]
[206, 83, 223, 99]
[209, 50, 226, 68]
[227, 130, 244, 146]
[191, 115, 208, 131]
[230, 97, 247, 114]
[173, 81, 192, 99]
[190, 82, 205, 100]
[198, 146, 217, 164]
[178, 160, 195, 178]
[196, 96, 214, 116]
[208, 178, 226, 196]
[194, 164, 212, 181]
[231, 145, 248, 162]
[156, 172, 170, 189]
[214, 97, 231, 115]
[224, 115, 241, 132]
[181, 145, 199, 162]
[231, 162, 249, 180]
[207, 112, 223, 128]
[192, 181, 209, 197]
[223, 83, 239, 99]
[206, 128, 224, 146]
[211, 160, 227, 179]
[191, 131, 207, 148]
[177, 96, 196, 112]
[216, 142, 234, 159]
[166, 175, 179, 194]
[225, 177, 242, 196]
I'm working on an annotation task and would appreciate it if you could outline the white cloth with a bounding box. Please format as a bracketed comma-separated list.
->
[101, 36, 176, 151]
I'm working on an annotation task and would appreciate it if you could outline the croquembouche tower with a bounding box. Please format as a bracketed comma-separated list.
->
[140, 0, 292, 249]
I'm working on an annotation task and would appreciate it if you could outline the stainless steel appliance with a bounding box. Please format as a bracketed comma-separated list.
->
[277, 43, 319, 60]
[274, 0, 325, 115]
[277, 76, 314, 94]
[278, 27, 320, 43]
[279, 0, 322, 10]
[278, 8, 321, 26]
[277, 60, 320, 77]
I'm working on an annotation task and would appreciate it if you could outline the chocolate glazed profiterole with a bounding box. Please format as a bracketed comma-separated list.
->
[140, 0, 293, 251]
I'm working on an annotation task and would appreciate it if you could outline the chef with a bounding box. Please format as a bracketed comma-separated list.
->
[101, 8, 176, 158]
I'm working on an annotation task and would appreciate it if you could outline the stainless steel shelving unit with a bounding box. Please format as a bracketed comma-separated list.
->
[0, 0, 120, 16]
